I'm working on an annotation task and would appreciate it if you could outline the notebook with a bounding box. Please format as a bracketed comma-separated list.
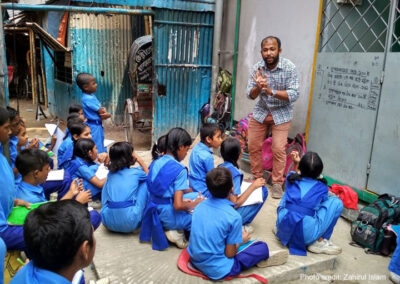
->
[239, 181, 263, 207]
[46, 169, 64, 181]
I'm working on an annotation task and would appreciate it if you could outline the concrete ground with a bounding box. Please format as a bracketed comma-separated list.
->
[13, 98, 393, 283]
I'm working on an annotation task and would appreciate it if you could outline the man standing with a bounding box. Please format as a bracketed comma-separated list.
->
[246, 36, 299, 199]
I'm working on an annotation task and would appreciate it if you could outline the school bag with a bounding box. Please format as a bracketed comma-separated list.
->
[235, 113, 253, 154]
[217, 68, 232, 94]
[351, 194, 400, 254]
[262, 133, 307, 176]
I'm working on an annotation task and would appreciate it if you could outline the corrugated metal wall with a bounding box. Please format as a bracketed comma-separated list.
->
[152, 8, 214, 139]
[68, 12, 141, 123]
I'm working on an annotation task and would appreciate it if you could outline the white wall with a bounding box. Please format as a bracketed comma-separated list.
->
[221, 0, 320, 136]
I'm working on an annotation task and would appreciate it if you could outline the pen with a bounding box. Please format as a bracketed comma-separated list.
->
[17, 258, 26, 266]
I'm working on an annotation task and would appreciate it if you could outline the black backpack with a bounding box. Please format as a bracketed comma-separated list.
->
[351, 194, 400, 254]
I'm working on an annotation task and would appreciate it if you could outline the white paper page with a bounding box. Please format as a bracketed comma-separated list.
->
[104, 139, 115, 148]
[239, 181, 263, 207]
[95, 163, 109, 180]
[52, 128, 65, 155]
[45, 123, 58, 136]
[46, 169, 65, 181]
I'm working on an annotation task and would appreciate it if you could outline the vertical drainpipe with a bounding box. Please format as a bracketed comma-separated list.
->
[230, 0, 240, 128]
[0, 8, 7, 106]
[209, 0, 223, 115]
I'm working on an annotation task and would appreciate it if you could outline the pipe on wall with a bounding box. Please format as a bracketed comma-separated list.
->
[1, 3, 154, 16]
[230, 0, 240, 127]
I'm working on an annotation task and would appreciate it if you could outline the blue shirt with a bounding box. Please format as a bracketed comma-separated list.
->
[188, 197, 242, 280]
[71, 157, 102, 198]
[0, 238, 5, 284]
[219, 161, 242, 196]
[57, 136, 74, 169]
[9, 136, 18, 168]
[16, 181, 46, 204]
[101, 167, 147, 232]
[189, 142, 214, 196]
[0, 148, 16, 232]
[10, 261, 71, 284]
[81, 93, 101, 122]
[149, 155, 188, 198]
[246, 57, 299, 125]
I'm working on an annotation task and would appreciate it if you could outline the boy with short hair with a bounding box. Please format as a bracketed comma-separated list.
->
[10, 200, 96, 283]
[188, 168, 288, 280]
[189, 123, 223, 197]
[15, 148, 101, 230]
[7, 106, 20, 172]
[76, 73, 111, 154]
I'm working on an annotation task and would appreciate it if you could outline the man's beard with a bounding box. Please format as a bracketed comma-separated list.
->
[263, 55, 279, 68]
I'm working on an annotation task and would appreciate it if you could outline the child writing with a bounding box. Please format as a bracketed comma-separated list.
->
[58, 122, 91, 169]
[140, 128, 204, 250]
[15, 148, 101, 230]
[10, 200, 96, 284]
[188, 167, 288, 280]
[77, 73, 111, 154]
[0, 106, 31, 251]
[219, 137, 267, 232]
[189, 123, 223, 197]
[66, 138, 106, 201]
[101, 142, 149, 233]
[276, 151, 343, 256]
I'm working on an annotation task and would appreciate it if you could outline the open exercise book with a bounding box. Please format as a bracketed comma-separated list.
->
[46, 169, 64, 181]
[95, 164, 109, 180]
[239, 182, 263, 207]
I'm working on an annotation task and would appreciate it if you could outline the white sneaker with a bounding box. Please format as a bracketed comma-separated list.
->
[307, 239, 342, 255]
[89, 200, 102, 209]
[390, 271, 400, 284]
[272, 226, 277, 235]
[257, 249, 289, 267]
[165, 230, 188, 249]
[243, 224, 255, 234]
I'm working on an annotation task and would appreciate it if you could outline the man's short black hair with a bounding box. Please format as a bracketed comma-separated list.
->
[206, 167, 233, 198]
[200, 123, 220, 143]
[76, 73, 94, 91]
[16, 149, 51, 177]
[261, 36, 281, 49]
[24, 200, 94, 272]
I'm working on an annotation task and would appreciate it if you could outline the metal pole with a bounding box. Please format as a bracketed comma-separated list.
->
[230, 0, 240, 127]
[209, 0, 223, 115]
[0, 8, 6, 106]
[1, 3, 154, 16]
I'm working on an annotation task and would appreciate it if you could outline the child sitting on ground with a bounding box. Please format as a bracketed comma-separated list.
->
[219, 137, 267, 233]
[15, 148, 101, 230]
[66, 138, 106, 201]
[188, 167, 288, 280]
[101, 142, 149, 233]
[189, 123, 223, 197]
[77, 73, 111, 154]
[10, 200, 96, 284]
[151, 134, 167, 161]
[140, 128, 204, 250]
[276, 151, 343, 256]
[7, 107, 21, 175]
[58, 122, 92, 170]
[68, 103, 86, 122]
[0, 106, 31, 251]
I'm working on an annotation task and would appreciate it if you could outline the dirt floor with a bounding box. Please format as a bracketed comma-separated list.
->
[10, 98, 152, 150]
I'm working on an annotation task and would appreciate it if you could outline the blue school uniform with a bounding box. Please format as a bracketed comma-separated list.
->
[389, 233, 400, 276]
[57, 136, 74, 169]
[10, 261, 71, 284]
[0, 238, 5, 284]
[219, 161, 268, 225]
[100, 167, 148, 233]
[188, 197, 243, 280]
[9, 135, 18, 167]
[140, 155, 192, 250]
[16, 182, 46, 204]
[67, 157, 102, 200]
[81, 93, 106, 153]
[188, 142, 214, 197]
[0, 145, 25, 250]
[276, 172, 343, 255]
